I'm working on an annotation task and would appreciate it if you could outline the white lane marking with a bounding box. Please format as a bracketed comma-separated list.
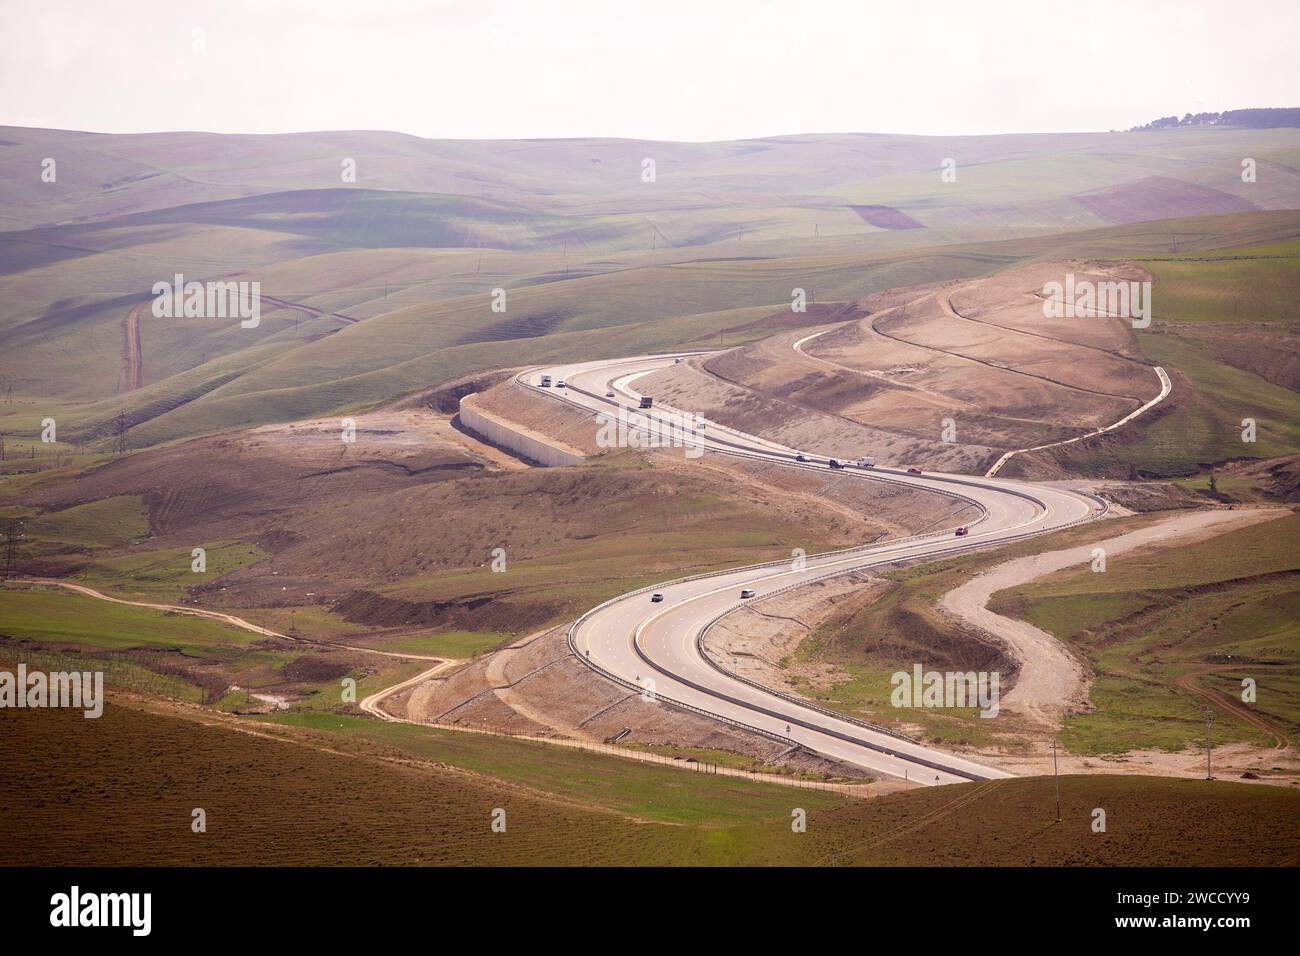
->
[533, 353, 1100, 779]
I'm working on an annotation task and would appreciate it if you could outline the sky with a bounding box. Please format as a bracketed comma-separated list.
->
[2, 0, 1298, 141]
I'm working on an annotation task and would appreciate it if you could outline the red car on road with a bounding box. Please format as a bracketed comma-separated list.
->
[907, 467, 923, 474]
[955, 527, 968, 537]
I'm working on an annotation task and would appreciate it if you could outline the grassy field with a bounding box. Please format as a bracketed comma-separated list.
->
[1045, 350, 1299, 478]
[3, 125, 1297, 868]
[0, 462, 270, 617]
[0, 584, 396, 710]
[0, 444, 893, 711]
[291, 450, 889, 638]
[989, 511, 1300, 755]
[1140, 239, 1300, 324]
[816, 773, 1300, 866]
[789, 508, 1298, 757]
[1032, 233, 1300, 478]
[1, 643, 206, 703]
[0, 417, 920, 721]
[3, 695, 1295, 866]
[1134, 332, 1297, 472]
[379, 629, 508, 658]
[3, 117, 1297, 462]
[0, 586, 263, 655]
[73, 540, 265, 600]
[1173, 470, 1290, 503]
[4, 203, 1297, 456]
[26, 494, 150, 549]
[788, 514, 1172, 746]
[1134, 239, 1300, 475]
[622, 740, 858, 781]
[267, 712, 840, 827]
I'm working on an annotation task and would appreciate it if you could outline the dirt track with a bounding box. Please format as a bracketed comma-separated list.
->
[121, 301, 143, 390]
[118, 292, 356, 394]
[937, 507, 1287, 728]
[1174, 664, 1291, 749]
[10, 578, 449, 662]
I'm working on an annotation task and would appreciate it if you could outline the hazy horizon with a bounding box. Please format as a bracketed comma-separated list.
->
[6, 120, 1295, 143]
[4, 0, 1298, 142]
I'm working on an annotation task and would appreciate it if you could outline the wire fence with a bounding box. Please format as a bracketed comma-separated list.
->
[0, 644, 205, 703]
[424, 719, 870, 796]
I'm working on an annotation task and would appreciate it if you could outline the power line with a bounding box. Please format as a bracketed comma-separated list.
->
[113, 411, 131, 455]
[4, 518, 23, 578]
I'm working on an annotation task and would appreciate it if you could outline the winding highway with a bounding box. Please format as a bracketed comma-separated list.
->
[516, 354, 1107, 784]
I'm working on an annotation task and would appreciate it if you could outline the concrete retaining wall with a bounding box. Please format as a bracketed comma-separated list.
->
[458, 393, 585, 467]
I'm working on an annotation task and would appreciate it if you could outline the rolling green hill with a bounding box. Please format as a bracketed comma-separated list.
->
[1, 124, 1297, 467]
[3, 695, 1296, 866]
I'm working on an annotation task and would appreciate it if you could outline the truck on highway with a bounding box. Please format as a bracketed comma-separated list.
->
[828, 458, 844, 469]
[639, 395, 653, 409]
[539, 375, 552, 387]
[855, 457, 875, 468]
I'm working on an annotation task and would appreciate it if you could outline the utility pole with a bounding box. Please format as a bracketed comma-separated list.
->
[4, 518, 21, 578]
[1204, 709, 1215, 780]
[113, 411, 130, 455]
[1052, 738, 1061, 822]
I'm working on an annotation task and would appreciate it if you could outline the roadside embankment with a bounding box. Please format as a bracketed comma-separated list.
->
[457, 392, 586, 467]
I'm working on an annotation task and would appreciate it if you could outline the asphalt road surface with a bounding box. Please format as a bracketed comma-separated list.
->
[519, 354, 1104, 783]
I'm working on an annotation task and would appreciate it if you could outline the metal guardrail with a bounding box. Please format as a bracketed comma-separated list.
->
[622, 482, 1107, 782]
[691, 491, 1111, 747]
[694, 599, 919, 745]
[513, 361, 1112, 781]
[516, 365, 998, 539]
[564, 586, 795, 749]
